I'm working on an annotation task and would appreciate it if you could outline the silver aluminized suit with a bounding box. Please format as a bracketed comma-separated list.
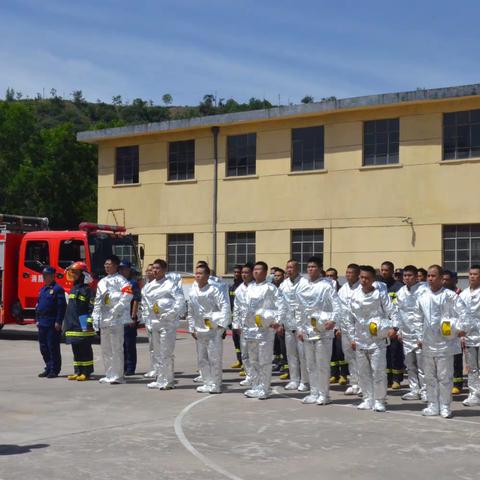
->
[140, 280, 155, 378]
[167, 272, 182, 285]
[296, 278, 342, 404]
[209, 275, 230, 305]
[243, 281, 287, 399]
[188, 281, 231, 393]
[279, 275, 310, 389]
[232, 281, 254, 385]
[141, 273, 182, 379]
[413, 287, 465, 416]
[457, 286, 480, 405]
[373, 281, 387, 293]
[345, 286, 399, 410]
[141, 275, 186, 389]
[337, 281, 360, 392]
[92, 273, 133, 384]
[396, 282, 428, 399]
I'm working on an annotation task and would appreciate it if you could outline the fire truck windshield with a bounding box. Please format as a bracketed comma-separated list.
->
[88, 233, 140, 278]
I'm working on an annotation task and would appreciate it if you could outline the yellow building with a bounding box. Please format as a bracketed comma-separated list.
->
[78, 84, 480, 276]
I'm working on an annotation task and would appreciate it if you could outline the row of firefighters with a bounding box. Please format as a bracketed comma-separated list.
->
[34, 256, 480, 419]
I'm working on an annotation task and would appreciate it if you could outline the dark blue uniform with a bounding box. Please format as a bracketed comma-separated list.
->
[123, 277, 141, 375]
[385, 279, 404, 386]
[63, 282, 95, 376]
[36, 282, 66, 376]
[330, 333, 349, 381]
[330, 282, 348, 381]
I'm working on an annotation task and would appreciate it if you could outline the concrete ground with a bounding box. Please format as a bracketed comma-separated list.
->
[1, 325, 480, 480]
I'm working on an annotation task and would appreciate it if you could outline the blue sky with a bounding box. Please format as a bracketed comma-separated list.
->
[1, 0, 479, 106]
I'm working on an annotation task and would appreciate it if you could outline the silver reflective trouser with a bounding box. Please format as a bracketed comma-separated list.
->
[423, 355, 454, 410]
[146, 326, 155, 373]
[404, 347, 424, 394]
[285, 329, 309, 384]
[101, 324, 124, 382]
[341, 334, 359, 386]
[464, 347, 480, 397]
[196, 329, 224, 390]
[357, 346, 387, 402]
[304, 337, 332, 397]
[152, 323, 176, 387]
[240, 332, 251, 378]
[247, 330, 276, 395]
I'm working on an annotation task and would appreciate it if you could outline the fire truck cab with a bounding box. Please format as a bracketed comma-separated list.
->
[0, 215, 142, 328]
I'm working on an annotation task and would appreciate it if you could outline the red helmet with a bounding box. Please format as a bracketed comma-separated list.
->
[68, 261, 88, 272]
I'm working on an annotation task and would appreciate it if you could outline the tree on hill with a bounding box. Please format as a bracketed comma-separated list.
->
[162, 93, 173, 106]
[0, 101, 96, 228]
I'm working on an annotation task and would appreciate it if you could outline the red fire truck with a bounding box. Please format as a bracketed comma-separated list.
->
[0, 214, 143, 329]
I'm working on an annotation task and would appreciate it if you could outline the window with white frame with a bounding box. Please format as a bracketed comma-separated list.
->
[168, 140, 195, 181]
[226, 232, 255, 273]
[167, 234, 194, 273]
[226, 133, 256, 177]
[363, 119, 399, 166]
[291, 229, 324, 273]
[443, 109, 480, 160]
[291, 126, 324, 171]
[443, 224, 480, 273]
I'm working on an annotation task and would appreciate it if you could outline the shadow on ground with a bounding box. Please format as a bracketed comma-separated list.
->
[0, 444, 49, 456]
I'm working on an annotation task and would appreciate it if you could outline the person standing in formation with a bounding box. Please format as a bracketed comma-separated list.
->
[228, 265, 244, 370]
[325, 267, 348, 386]
[379, 261, 404, 389]
[459, 265, 480, 407]
[35, 266, 66, 379]
[396, 265, 428, 401]
[63, 262, 95, 381]
[279, 260, 310, 392]
[417, 268, 428, 283]
[413, 265, 466, 418]
[188, 263, 231, 394]
[337, 264, 361, 395]
[141, 264, 157, 379]
[232, 263, 255, 387]
[141, 259, 186, 390]
[346, 265, 399, 412]
[296, 257, 342, 405]
[93, 255, 133, 385]
[442, 270, 464, 395]
[272, 267, 287, 374]
[243, 261, 287, 399]
[119, 260, 141, 376]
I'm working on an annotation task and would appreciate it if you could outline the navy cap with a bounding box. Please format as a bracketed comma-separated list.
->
[119, 260, 132, 269]
[42, 266, 56, 275]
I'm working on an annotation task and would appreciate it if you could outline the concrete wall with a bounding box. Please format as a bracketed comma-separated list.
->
[96, 96, 480, 275]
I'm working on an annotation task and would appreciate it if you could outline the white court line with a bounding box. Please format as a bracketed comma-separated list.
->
[174, 395, 245, 480]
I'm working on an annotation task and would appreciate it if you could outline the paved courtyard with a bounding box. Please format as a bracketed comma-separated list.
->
[1, 324, 480, 480]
